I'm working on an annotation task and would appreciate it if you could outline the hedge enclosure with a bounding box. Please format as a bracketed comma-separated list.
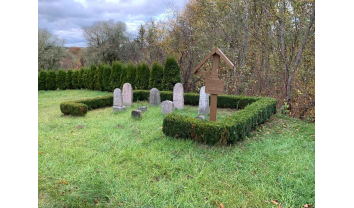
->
[60, 90, 277, 145]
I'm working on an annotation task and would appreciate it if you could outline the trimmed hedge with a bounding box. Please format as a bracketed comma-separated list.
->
[60, 95, 113, 116]
[66, 70, 73, 89]
[94, 64, 104, 91]
[102, 65, 112, 91]
[135, 63, 150, 90]
[57, 70, 67, 90]
[149, 62, 163, 89]
[72, 70, 79, 89]
[110, 61, 123, 91]
[46, 71, 57, 90]
[38, 71, 47, 91]
[126, 63, 136, 89]
[88, 65, 96, 90]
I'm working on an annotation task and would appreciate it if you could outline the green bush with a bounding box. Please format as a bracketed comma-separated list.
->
[126, 63, 136, 89]
[78, 68, 84, 89]
[135, 63, 150, 90]
[149, 62, 164, 90]
[110, 61, 123, 91]
[102, 65, 112, 91]
[163, 57, 181, 91]
[60, 95, 113, 116]
[72, 70, 79, 89]
[120, 64, 128, 88]
[94, 64, 104, 91]
[66, 70, 73, 89]
[46, 71, 57, 90]
[56, 70, 67, 90]
[38, 71, 48, 91]
[88, 65, 97, 90]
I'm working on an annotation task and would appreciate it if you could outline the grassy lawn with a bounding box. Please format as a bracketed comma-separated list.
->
[38, 90, 315, 207]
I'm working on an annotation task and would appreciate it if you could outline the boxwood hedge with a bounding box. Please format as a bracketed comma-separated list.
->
[60, 90, 276, 145]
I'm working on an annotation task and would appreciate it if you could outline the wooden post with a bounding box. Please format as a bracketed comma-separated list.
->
[209, 54, 220, 121]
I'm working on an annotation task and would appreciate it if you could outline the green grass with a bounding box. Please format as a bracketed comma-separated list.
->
[38, 90, 315, 207]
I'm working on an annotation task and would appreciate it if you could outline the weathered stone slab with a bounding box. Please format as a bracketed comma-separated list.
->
[173, 83, 184, 109]
[138, 106, 147, 112]
[131, 110, 142, 118]
[113, 88, 123, 107]
[198, 86, 210, 115]
[195, 115, 206, 120]
[113, 106, 126, 112]
[161, 100, 174, 115]
[122, 83, 133, 107]
[149, 88, 161, 106]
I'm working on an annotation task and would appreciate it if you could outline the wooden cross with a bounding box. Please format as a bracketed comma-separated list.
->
[192, 47, 234, 121]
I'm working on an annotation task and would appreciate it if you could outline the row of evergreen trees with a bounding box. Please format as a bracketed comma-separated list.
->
[38, 58, 181, 92]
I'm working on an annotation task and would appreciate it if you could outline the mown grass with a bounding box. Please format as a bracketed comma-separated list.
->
[38, 90, 315, 207]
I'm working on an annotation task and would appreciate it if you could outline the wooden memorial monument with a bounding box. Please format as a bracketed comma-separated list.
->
[192, 47, 234, 121]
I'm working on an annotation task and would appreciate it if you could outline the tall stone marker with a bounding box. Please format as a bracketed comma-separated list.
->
[161, 100, 174, 115]
[149, 88, 161, 106]
[122, 83, 133, 107]
[198, 86, 210, 115]
[113, 88, 126, 111]
[173, 83, 184, 109]
[192, 47, 234, 121]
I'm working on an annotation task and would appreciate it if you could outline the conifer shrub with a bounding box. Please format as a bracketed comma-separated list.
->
[88, 64, 96, 90]
[94, 64, 103, 91]
[135, 63, 150, 90]
[72, 70, 79, 89]
[56, 70, 67, 90]
[126, 63, 136, 89]
[102, 65, 112, 91]
[110, 61, 123, 91]
[66, 70, 74, 89]
[149, 62, 164, 90]
[38, 71, 48, 91]
[120, 64, 128, 88]
[77, 69, 84, 89]
[162, 57, 182, 91]
[46, 71, 57, 90]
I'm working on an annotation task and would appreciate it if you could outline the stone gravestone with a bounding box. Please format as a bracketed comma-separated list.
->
[131, 110, 142, 118]
[149, 88, 161, 106]
[161, 100, 174, 115]
[113, 88, 126, 111]
[173, 83, 184, 109]
[138, 106, 147, 112]
[122, 83, 133, 107]
[198, 86, 210, 115]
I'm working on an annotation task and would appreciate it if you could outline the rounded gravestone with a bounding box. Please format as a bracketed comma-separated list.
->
[122, 83, 133, 107]
[149, 88, 161, 106]
[198, 86, 210, 115]
[113, 88, 126, 111]
[161, 100, 174, 115]
[173, 83, 184, 109]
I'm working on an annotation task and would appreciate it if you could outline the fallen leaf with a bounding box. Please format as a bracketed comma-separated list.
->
[39, 151, 43, 155]
[96, 169, 100, 173]
[94, 198, 99, 204]
[264, 200, 268, 203]
[216, 190, 219, 194]
[58, 180, 68, 185]
[271, 200, 279, 205]
[219, 203, 224, 208]
[279, 206, 283, 208]
[76, 125, 83, 129]
[239, 191, 241, 194]
[304, 204, 310, 208]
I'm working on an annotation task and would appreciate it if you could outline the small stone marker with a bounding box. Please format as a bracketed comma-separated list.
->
[131, 110, 142, 118]
[198, 86, 210, 115]
[113, 88, 126, 111]
[138, 106, 147, 112]
[149, 88, 161, 106]
[195, 115, 206, 120]
[173, 83, 184, 109]
[122, 83, 133, 107]
[161, 100, 174, 115]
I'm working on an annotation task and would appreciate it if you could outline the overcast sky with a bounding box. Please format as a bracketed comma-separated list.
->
[38, 0, 187, 47]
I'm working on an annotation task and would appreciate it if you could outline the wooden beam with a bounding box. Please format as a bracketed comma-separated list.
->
[192, 48, 216, 74]
[215, 47, 234, 69]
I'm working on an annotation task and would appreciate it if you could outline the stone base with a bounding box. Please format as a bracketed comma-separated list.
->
[196, 115, 206, 120]
[113, 106, 126, 112]
[138, 106, 147, 112]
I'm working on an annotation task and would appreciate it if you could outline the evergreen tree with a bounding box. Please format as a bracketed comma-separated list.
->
[94, 64, 104, 91]
[88, 64, 97, 90]
[135, 63, 150, 90]
[72, 70, 79, 89]
[126, 63, 136, 89]
[66, 70, 74, 89]
[110, 61, 123, 91]
[46, 70, 57, 90]
[78, 69, 84, 89]
[102, 65, 112, 91]
[149, 62, 164, 90]
[56, 70, 67, 90]
[120, 64, 128, 88]
[162, 57, 181, 91]
[38, 71, 48, 91]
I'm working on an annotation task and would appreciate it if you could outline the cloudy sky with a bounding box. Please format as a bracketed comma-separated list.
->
[38, 0, 187, 47]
